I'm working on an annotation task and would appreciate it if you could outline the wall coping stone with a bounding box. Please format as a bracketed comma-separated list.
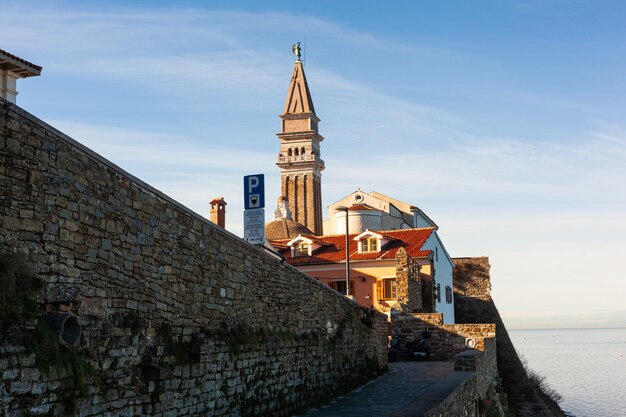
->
[454, 349, 481, 358]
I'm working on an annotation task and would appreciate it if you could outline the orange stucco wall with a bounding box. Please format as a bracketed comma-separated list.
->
[305, 265, 396, 309]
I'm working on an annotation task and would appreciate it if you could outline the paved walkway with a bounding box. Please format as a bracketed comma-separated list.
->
[298, 362, 472, 417]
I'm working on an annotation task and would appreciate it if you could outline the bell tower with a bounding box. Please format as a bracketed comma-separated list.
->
[276, 56, 325, 235]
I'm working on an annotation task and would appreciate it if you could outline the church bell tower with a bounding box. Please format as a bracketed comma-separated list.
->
[276, 51, 325, 235]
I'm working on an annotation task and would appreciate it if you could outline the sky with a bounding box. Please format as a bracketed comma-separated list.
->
[3, 0, 625, 329]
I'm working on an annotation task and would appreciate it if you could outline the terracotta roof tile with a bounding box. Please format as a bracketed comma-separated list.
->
[347, 204, 378, 211]
[271, 227, 435, 266]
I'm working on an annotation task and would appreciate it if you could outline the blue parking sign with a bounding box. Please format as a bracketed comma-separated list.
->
[243, 174, 265, 210]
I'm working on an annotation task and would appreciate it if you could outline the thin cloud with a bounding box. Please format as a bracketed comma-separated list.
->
[52, 121, 276, 171]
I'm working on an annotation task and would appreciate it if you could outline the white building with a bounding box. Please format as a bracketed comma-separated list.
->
[322, 189, 456, 324]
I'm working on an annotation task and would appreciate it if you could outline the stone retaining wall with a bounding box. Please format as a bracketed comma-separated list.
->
[392, 312, 496, 360]
[424, 339, 499, 417]
[0, 99, 388, 417]
[454, 337, 497, 395]
[423, 372, 478, 417]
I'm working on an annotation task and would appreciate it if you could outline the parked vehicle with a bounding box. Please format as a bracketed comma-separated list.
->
[388, 331, 431, 362]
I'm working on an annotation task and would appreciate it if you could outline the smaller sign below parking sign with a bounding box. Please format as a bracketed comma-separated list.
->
[244, 208, 265, 245]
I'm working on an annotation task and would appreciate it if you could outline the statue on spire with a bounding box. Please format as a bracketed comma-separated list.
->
[292, 42, 302, 61]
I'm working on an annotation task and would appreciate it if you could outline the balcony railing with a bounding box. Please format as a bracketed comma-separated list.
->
[277, 155, 316, 163]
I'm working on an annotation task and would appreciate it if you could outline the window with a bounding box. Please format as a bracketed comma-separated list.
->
[330, 280, 354, 295]
[376, 278, 397, 300]
[360, 237, 378, 252]
[445, 286, 453, 304]
[435, 283, 441, 303]
[389, 204, 401, 218]
[294, 242, 310, 257]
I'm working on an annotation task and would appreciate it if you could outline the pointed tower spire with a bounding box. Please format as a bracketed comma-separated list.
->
[276, 55, 325, 235]
[282, 61, 316, 115]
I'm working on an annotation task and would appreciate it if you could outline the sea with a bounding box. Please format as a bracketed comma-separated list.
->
[508, 328, 626, 417]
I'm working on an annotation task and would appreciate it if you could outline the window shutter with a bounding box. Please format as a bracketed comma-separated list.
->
[376, 280, 382, 301]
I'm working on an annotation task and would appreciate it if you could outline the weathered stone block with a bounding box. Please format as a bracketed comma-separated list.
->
[31, 382, 48, 395]
[81, 297, 108, 317]
[10, 381, 32, 395]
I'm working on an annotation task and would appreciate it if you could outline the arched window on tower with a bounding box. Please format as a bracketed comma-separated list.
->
[288, 148, 292, 156]
[294, 148, 299, 156]
[301, 147, 306, 155]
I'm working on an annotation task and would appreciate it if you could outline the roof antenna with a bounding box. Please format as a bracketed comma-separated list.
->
[303, 33, 306, 66]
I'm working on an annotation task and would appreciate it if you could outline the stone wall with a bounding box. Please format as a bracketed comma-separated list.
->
[423, 339, 500, 417]
[454, 338, 497, 395]
[423, 372, 478, 417]
[452, 257, 491, 299]
[394, 248, 422, 312]
[0, 99, 388, 417]
[391, 311, 496, 360]
[408, 313, 443, 326]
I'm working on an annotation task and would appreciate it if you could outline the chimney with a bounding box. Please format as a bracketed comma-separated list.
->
[0, 49, 42, 104]
[210, 197, 227, 228]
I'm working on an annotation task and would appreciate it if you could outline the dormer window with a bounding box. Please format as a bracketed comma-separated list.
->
[354, 230, 390, 254]
[361, 237, 378, 252]
[287, 234, 321, 257]
[294, 242, 310, 257]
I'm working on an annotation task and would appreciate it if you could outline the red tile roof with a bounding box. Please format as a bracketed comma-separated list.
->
[347, 204, 378, 211]
[271, 227, 435, 266]
[0, 49, 42, 74]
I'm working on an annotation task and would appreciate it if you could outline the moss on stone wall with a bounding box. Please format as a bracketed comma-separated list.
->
[211, 321, 300, 357]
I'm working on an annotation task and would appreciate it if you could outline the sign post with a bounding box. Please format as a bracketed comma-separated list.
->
[243, 174, 265, 244]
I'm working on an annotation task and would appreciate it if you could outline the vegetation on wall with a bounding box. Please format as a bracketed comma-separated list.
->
[156, 322, 195, 365]
[30, 318, 97, 396]
[121, 311, 144, 336]
[212, 321, 299, 357]
[524, 360, 563, 414]
[0, 253, 97, 397]
[0, 253, 42, 335]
